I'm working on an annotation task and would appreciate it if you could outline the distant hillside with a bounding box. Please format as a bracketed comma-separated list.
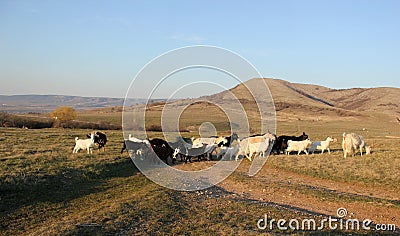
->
[269, 79, 400, 117]
[287, 83, 400, 115]
[0, 95, 150, 113]
[203, 78, 400, 122]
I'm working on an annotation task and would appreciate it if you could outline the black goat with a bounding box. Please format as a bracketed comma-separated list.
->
[148, 138, 175, 165]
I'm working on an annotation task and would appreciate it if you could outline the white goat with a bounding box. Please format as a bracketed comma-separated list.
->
[309, 137, 336, 154]
[128, 134, 150, 145]
[342, 133, 371, 158]
[248, 138, 271, 160]
[286, 139, 312, 155]
[73, 133, 95, 154]
[191, 136, 228, 148]
[236, 139, 251, 161]
[236, 132, 276, 161]
[191, 137, 216, 147]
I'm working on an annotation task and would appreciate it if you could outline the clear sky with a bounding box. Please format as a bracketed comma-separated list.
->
[0, 0, 399, 98]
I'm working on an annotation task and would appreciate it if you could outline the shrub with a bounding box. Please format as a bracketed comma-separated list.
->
[0, 112, 53, 129]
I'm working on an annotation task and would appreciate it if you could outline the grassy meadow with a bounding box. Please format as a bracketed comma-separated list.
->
[1, 109, 399, 235]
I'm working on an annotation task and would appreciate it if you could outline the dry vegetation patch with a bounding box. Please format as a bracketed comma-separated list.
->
[1, 112, 399, 234]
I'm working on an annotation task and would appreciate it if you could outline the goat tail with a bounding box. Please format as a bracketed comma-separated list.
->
[75, 137, 79, 142]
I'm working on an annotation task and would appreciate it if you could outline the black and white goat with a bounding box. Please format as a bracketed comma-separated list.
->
[87, 131, 107, 151]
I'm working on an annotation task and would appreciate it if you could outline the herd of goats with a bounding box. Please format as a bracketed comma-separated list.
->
[72, 130, 372, 164]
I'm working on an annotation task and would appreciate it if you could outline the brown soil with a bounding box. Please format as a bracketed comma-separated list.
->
[176, 160, 400, 226]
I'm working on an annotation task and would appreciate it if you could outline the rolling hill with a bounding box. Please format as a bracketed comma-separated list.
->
[208, 78, 400, 122]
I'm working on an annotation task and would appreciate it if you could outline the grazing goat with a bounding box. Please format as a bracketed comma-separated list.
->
[286, 139, 312, 155]
[87, 131, 107, 151]
[272, 132, 308, 154]
[309, 137, 336, 154]
[123, 140, 150, 160]
[73, 133, 95, 154]
[342, 133, 371, 158]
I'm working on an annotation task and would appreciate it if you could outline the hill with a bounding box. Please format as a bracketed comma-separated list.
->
[280, 80, 400, 115]
[207, 78, 400, 122]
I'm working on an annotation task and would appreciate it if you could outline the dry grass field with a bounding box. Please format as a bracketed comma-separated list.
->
[1, 114, 399, 235]
[1, 79, 399, 235]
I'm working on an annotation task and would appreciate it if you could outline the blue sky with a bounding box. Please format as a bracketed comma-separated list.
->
[0, 0, 399, 98]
